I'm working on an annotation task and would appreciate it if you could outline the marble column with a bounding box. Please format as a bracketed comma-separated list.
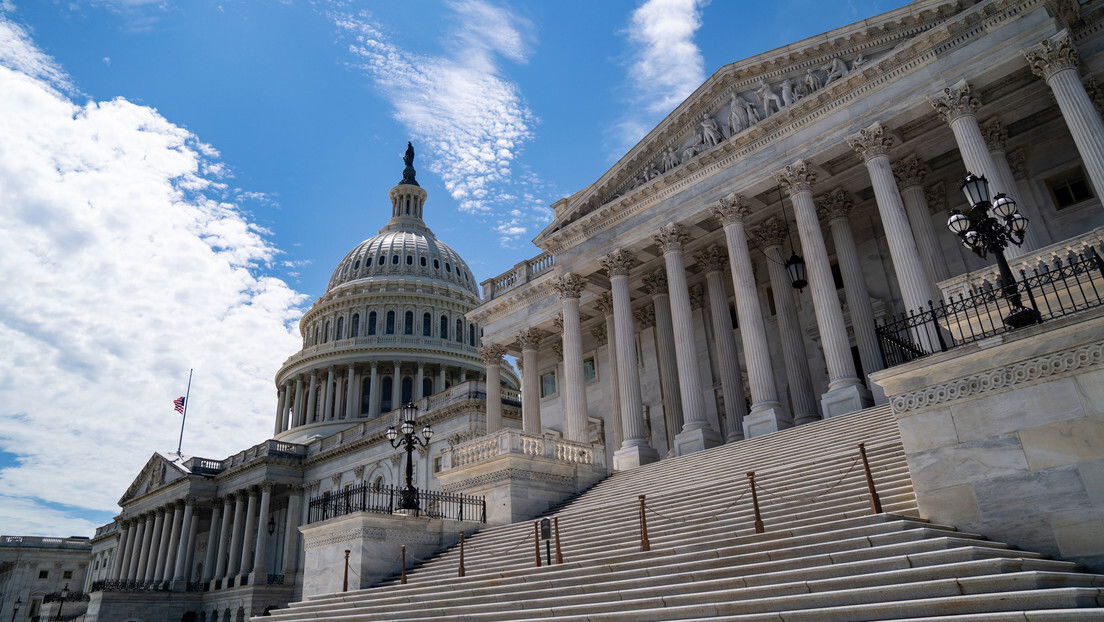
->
[274, 386, 287, 435]
[517, 328, 543, 435]
[226, 492, 247, 579]
[126, 517, 147, 581]
[892, 155, 950, 283]
[323, 367, 335, 420]
[238, 488, 259, 579]
[712, 197, 790, 436]
[982, 119, 1048, 253]
[305, 372, 318, 423]
[173, 498, 195, 582]
[1026, 30, 1104, 201]
[135, 513, 155, 582]
[162, 502, 183, 584]
[777, 160, 872, 416]
[292, 377, 305, 427]
[184, 516, 198, 582]
[143, 510, 164, 582]
[595, 293, 624, 451]
[642, 270, 683, 449]
[214, 495, 235, 582]
[202, 501, 222, 582]
[344, 364, 356, 418]
[282, 489, 303, 575]
[251, 484, 273, 579]
[655, 224, 722, 454]
[696, 246, 749, 442]
[931, 80, 1009, 195]
[368, 364, 381, 418]
[554, 273, 588, 443]
[437, 366, 447, 393]
[480, 344, 506, 433]
[392, 362, 402, 410]
[110, 521, 130, 579]
[602, 250, 659, 469]
[414, 363, 425, 401]
[815, 188, 885, 392]
[353, 370, 363, 417]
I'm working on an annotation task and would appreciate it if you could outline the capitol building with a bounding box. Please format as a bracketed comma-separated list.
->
[5, 0, 1104, 620]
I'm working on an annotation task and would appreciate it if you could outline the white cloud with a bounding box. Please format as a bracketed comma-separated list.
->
[0, 15, 306, 534]
[330, 0, 552, 245]
[616, 0, 706, 148]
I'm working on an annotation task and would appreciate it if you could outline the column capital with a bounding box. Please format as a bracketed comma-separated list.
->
[516, 327, 545, 349]
[184, 496, 197, 507]
[775, 159, 817, 195]
[693, 246, 728, 274]
[930, 79, 981, 123]
[259, 482, 275, 494]
[981, 118, 1008, 151]
[642, 270, 668, 296]
[600, 249, 636, 277]
[551, 341, 563, 360]
[552, 313, 564, 335]
[754, 217, 790, 248]
[590, 324, 607, 346]
[1024, 30, 1078, 81]
[653, 223, 689, 253]
[689, 284, 705, 310]
[633, 304, 656, 329]
[479, 344, 507, 365]
[553, 272, 586, 299]
[1008, 149, 1029, 180]
[711, 193, 752, 226]
[815, 187, 855, 222]
[925, 180, 948, 213]
[594, 291, 615, 315]
[846, 121, 893, 161]
[891, 154, 929, 190]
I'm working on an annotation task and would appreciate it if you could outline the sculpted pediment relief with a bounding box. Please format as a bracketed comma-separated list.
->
[118, 453, 186, 506]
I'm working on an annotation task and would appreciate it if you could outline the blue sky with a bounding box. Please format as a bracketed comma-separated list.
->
[0, 0, 907, 534]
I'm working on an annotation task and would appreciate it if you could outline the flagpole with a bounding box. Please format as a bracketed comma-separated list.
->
[177, 368, 192, 457]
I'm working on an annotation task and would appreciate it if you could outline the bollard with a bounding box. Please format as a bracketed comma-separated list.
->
[858, 443, 883, 514]
[638, 495, 650, 552]
[343, 549, 350, 592]
[554, 517, 564, 564]
[400, 545, 407, 585]
[533, 521, 542, 567]
[747, 472, 764, 534]
[458, 531, 466, 578]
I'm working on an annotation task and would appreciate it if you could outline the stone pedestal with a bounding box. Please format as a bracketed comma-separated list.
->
[821, 383, 874, 418]
[437, 428, 606, 524]
[741, 407, 793, 438]
[673, 426, 724, 456]
[613, 444, 660, 471]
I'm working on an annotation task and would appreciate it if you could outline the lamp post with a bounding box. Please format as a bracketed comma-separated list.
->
[53, 584, 68, 621]
[946, 173, 1040, 329]
[11, 597, 20, 622]
[386, 403, 433, 512]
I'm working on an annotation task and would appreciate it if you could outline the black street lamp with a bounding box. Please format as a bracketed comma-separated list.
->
[11, 597, 20, 622]
[947, 173, 1040, 329]
[53, 584, 68, 621]
[386, 403, 433, 511]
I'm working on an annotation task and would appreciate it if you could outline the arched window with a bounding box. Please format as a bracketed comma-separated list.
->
[377, 255, 384, 265]
[353, 260, 360, 270]
[404, 311, 414, 335]
[446, 262, 452, 272]
[312, 326, 319, 345]
[401, 377, 413, 404]
[385, 311, 396, 334]
[422, 377, 433, 398]
[336, 316, 344, 340]
[392, 255, 399, 264]
[422, 312, 431, 336]
[372, 476, 383, 491]
[406, 255, 413, 265]
[361, 377, 371, 416]
[367, 311, 377, 336]
[420, 257, 427, 267]
[440, 315, 448, 339]
[381, 377, 393, 412]
[351, 313, 360, 337]
[323, 320, 331, 343]
[455, 318, 463, 343]
[433, 259, 440, 269]
[469, 324, 476, 347]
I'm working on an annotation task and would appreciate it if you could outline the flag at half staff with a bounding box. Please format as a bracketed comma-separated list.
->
[173, 396, 186, 414]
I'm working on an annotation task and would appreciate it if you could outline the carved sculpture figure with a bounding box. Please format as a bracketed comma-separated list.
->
[823, 57, 848, 84]
[757, 79, 783, 115]
[681, 134, 705, 163]
[794, 79, 808, 100]
[701, 114, 722, 148]
[851, 54, 867, 72]
[804, 68, 822, 92]
[727, 95, 747, 135]
[744, 98, 761, 124]
[661, 147, 679, 172]
[780, 79, 795, 107]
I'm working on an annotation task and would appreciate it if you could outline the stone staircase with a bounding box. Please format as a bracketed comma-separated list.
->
[266, 405, 1104, 621]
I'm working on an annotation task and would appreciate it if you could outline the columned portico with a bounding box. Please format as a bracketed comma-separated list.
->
[695, 246, 748, 442]
[345, 364, 356, 418]
[282, 488, 303, 578]
[892, 155, 949, 283]
[777, 159, 872, 417]
[143, 510, 164, 582]
[517, 328, 543, 435]
[931, 80, 1008, 198]
[641, 270, 682, 449]
[553, 273, 588, 443]
[214, 494, 235, 582]
[153, 509, 173, 581]
[226, 492, 246, 580]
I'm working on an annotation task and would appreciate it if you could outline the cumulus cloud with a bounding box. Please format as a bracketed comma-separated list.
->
[329, 0, 551, 246]
[616, 0, 706, 148]
[0, 15, 306, 534]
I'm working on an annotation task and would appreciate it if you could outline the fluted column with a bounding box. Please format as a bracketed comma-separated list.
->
[642, 270, 682, 449]
[368, 364, 381, 418]
[323, 367, 335, 420]
[238, 488, 259, 579]
[437, 366, 446, 393]
[135, 513, 155, 582]
[392, 362, 402, 409]
[292, 377, 304, 427]
[274, 386, 287, 435]
[554, 273, 588, 443]
[982, 119, 1047, 254]
[480, 344, 507, 433]
[893, 155, 949, 282]
[226, 492, 247, 579]
[1026, 30, 1104, 201]
[305, 372, 318, 423]
[162, 502, 183, 584]
[143, 511, 164, 582]
[777, 160, 871, 416]
[283, 488, 304, 575]
[517, 328, 543, 435]
[816, 189, 884, 387]
[655, 224, 722, 454]
[696, 246, 748, 442]
[595, 294, 623, 451]
[125, 517, 147, 581]
[202, 501, 223, 582]
[931, 80, 1009, 196]
[110, 521, 131, 579]
[214, 495, 235, 581]
[344, 364, 356, 418]
[251, 484, 273, 578]
[183, 513, 198, 582]
[712, 197, 789, 436]
[173, 497, 195, 582]
[602, 250, 659, 469]
[414, 363, 425, 401]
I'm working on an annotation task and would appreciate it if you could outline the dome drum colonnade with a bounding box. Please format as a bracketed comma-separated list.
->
[473, 25, 1104, 470]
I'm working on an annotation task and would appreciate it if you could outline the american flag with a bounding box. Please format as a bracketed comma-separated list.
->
[173, 396, 186, 414]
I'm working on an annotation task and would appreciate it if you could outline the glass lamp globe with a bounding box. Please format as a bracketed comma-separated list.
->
[386, 426, 397, 441]
[961, 173, 990, 206]
[963, 230, 980, 248]
[400, 419, 415, 435]
[422, 424, 434, 440]
[785, 253, 807, 290]
[947, 210, 971, 234]
[1008, 212, 1029, 234]
[991, 193, 1018, 219]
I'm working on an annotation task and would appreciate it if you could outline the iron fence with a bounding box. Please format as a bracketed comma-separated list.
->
[307, 483, 485, 524]
[877, 248, 1104, 367]
[89, 579, 170, 593]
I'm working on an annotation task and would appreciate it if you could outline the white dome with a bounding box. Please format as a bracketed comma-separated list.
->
[326, 228, 478, 296]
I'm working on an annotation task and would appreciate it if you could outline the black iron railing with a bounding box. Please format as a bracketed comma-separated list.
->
[89, 579, 170, 593]
[877, 248, 1104, 367]
[43, 592, 89, 603]
[307, 484, 485, 524]
[266, 573, 285, 585]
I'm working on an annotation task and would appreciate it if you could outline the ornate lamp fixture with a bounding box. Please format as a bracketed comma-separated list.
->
[946, 173, 1039, 328]
[386, 403, 433, 511]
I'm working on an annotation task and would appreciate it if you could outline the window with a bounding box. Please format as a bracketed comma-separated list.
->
[583, 357, 597, 382]
[434, 259, 440, 269]
[386, 311, 396, 334]
[39, 570, 48, 579]
[381, 377, 393, 411]
[1047, 167, 1094, 209]
[323, 320, 331, 343]
[420, 257, 427, 267]
[351, 313, 360, 337]
[455, 318, 464, 342]
[353, 260, 360, 270]
[401, 377, 413, 404]
[336, 316, 344, 340]
[404, 311, 414, 335]
[361, 377, 371, 415]
[440, 315, 449, 339]
[367, 311, 377, 336]
[63, 570, 73, 579]
[445, 262, 452, 272]
[392, 255, 399, 264]
[377, 255, 384, 265]
[433, 456, 443, 473]
[407, 255, 413, 265]
[422, 312, 432, 336]
[831, 263, 844, 290]
[422, 377, 433, 398]
[469, 324, 476, 347]
[540, 372, 557, 398]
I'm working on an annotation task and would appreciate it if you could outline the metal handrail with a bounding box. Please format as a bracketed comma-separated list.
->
[307, 483, 485, 524]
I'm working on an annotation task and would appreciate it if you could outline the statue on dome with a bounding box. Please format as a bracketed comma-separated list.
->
[401, 141, 419, 186]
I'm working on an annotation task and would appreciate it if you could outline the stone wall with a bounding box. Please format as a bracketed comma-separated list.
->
[872, 308, 1104, 571]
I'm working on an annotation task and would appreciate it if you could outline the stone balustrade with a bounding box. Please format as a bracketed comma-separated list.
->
[447, 428, 600, 470]
[479, 252, 556, 300]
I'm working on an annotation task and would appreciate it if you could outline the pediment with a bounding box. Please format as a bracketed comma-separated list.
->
[118, 453, 187, 506]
